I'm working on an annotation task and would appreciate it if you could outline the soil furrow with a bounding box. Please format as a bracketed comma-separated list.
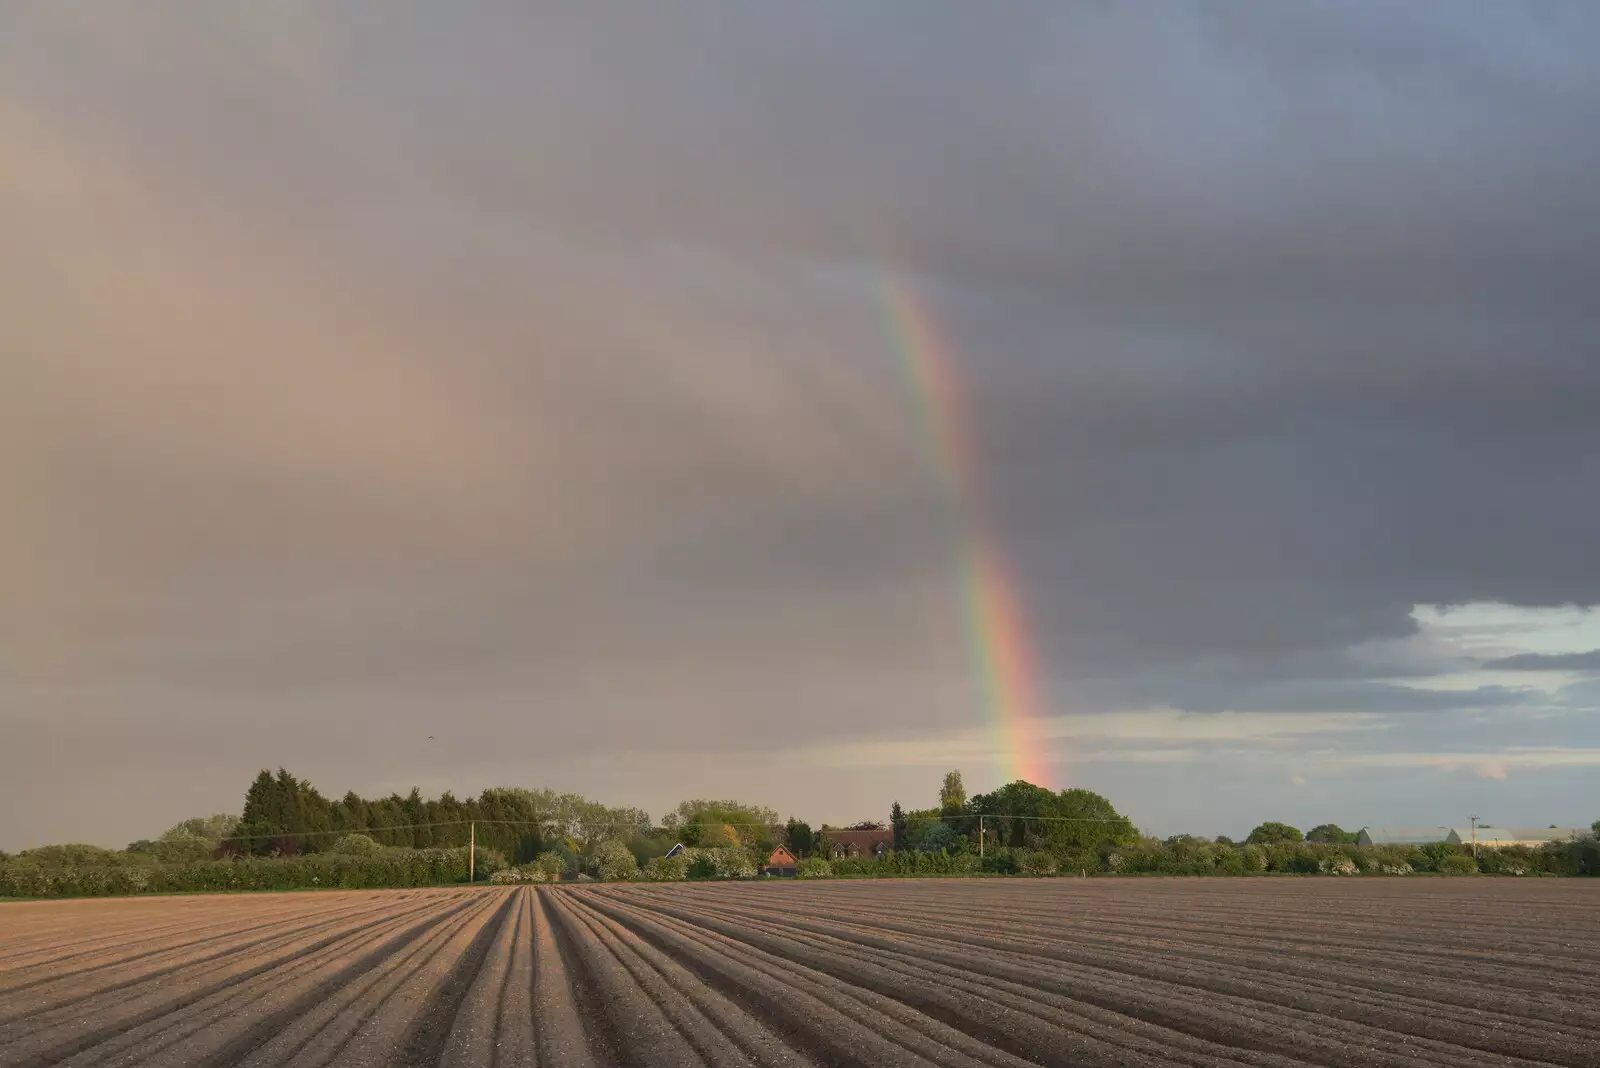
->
[4, 878, 1598, 1068]
[11, 891, 485, 1068]
[223, 890, 507, 1068]
[529, 886, 605, 1068]
[603, 890, 1542, 1068]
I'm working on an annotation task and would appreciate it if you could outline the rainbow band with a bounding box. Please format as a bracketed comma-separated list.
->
[877, 273, 1049, 786]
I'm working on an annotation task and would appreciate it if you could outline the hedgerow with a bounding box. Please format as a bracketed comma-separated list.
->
[796, 857, 833, 879]
[770, 834, 1600, 881]
[0, 846, 502, 898]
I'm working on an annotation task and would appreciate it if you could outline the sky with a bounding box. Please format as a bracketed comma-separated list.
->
[4, 2, 1599, 851]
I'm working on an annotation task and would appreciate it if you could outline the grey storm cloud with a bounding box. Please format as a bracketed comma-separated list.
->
[3, 2, 1600, 847]
[1484, 650, 1600, 671]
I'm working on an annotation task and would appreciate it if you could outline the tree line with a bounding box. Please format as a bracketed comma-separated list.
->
[4, 767, 1597, 899]
[228, 768, 655, 864]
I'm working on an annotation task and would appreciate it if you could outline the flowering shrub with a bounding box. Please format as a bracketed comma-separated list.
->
[679, 847, 758, 879]
[645, 855, 688, 881]
[711, 848, 759, 879]
[595, 840, 640, 881]
[1019, 850, 1059, 876]
[796, 857, 833, 879]
[489, 866, 549, 884]
[532, 851, 568, 879]
[332, 833, 383, 856]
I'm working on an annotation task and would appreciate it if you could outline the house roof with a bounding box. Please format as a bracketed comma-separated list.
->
[1452, 828, 1519, 843]
[766, 846, 796, 865]
[1358, 828, 1451, 845]
[824, 828, 894, 846]
[663, 842, 687, 858]
[1507, 827, 1587, 841]
[1447, 827, 1587, 844]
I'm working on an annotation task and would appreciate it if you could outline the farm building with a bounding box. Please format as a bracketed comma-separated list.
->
[1444, 827, 1588, 848]
[822, 827, 895, 859]
[1356, 828, 1451, 847]
[763, 846, 798, 877]
[663, 843, 687, 859]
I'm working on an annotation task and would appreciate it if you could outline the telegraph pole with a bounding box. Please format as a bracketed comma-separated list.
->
[469, 821, 476, 883]
[1469, 814, 1479, 859]
[979, 815, 984, 860]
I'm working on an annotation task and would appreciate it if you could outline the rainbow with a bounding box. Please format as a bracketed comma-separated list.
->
[876, 272, 1051, 787]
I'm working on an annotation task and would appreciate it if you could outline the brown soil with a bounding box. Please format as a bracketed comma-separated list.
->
[1, 879, 1595, 1066]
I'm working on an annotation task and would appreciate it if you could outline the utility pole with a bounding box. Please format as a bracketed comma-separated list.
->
[469, 821, 476, 884]
[1469, 814, 1479, 860]
[979, 815, 984, 859]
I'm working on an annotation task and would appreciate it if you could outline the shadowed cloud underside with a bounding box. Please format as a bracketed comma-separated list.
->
[3, 2, 1600, 848]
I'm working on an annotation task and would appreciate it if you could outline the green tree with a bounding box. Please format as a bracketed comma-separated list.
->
[153, 832, 214, 864]
[662, 800, 778, 848]
[915, 821, 959, 853]
[474, 786, 558, 861]
[891, 802, 908, 852]
[144, 813, 240, 863]
[15, 844, 122, 868]
[969, 782, 1137, 852]
[1305, 823, 1351, 844]
[402, 788, 431, 848]
[784, 818, 814, 858]
[335, 791, 370, 833]
[566, 798, 649, 856]
[168, 814, 239, 842]
[940, 770, 967, 813]
[1247, 822, 1303, 844]
[275, 768, 309, 852]
[238, 769, 293, 854]
[903, 808, 943, 849]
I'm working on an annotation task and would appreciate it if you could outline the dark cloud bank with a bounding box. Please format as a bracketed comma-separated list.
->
[3, 2, 1599, 847]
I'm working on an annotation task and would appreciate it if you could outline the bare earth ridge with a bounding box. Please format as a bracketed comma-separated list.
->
[1, 879, 1596, 1067]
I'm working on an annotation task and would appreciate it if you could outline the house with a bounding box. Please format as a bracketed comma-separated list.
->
[663, 843, 688, 859]
[822, 828, 894, 859]
[763, 846, 798, 877]
[1445, 827, 1587, 849]
[1356, 828, 1451, 848]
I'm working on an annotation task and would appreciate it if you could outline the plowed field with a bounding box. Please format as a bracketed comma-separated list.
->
[2, 879, 1596, 1066]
